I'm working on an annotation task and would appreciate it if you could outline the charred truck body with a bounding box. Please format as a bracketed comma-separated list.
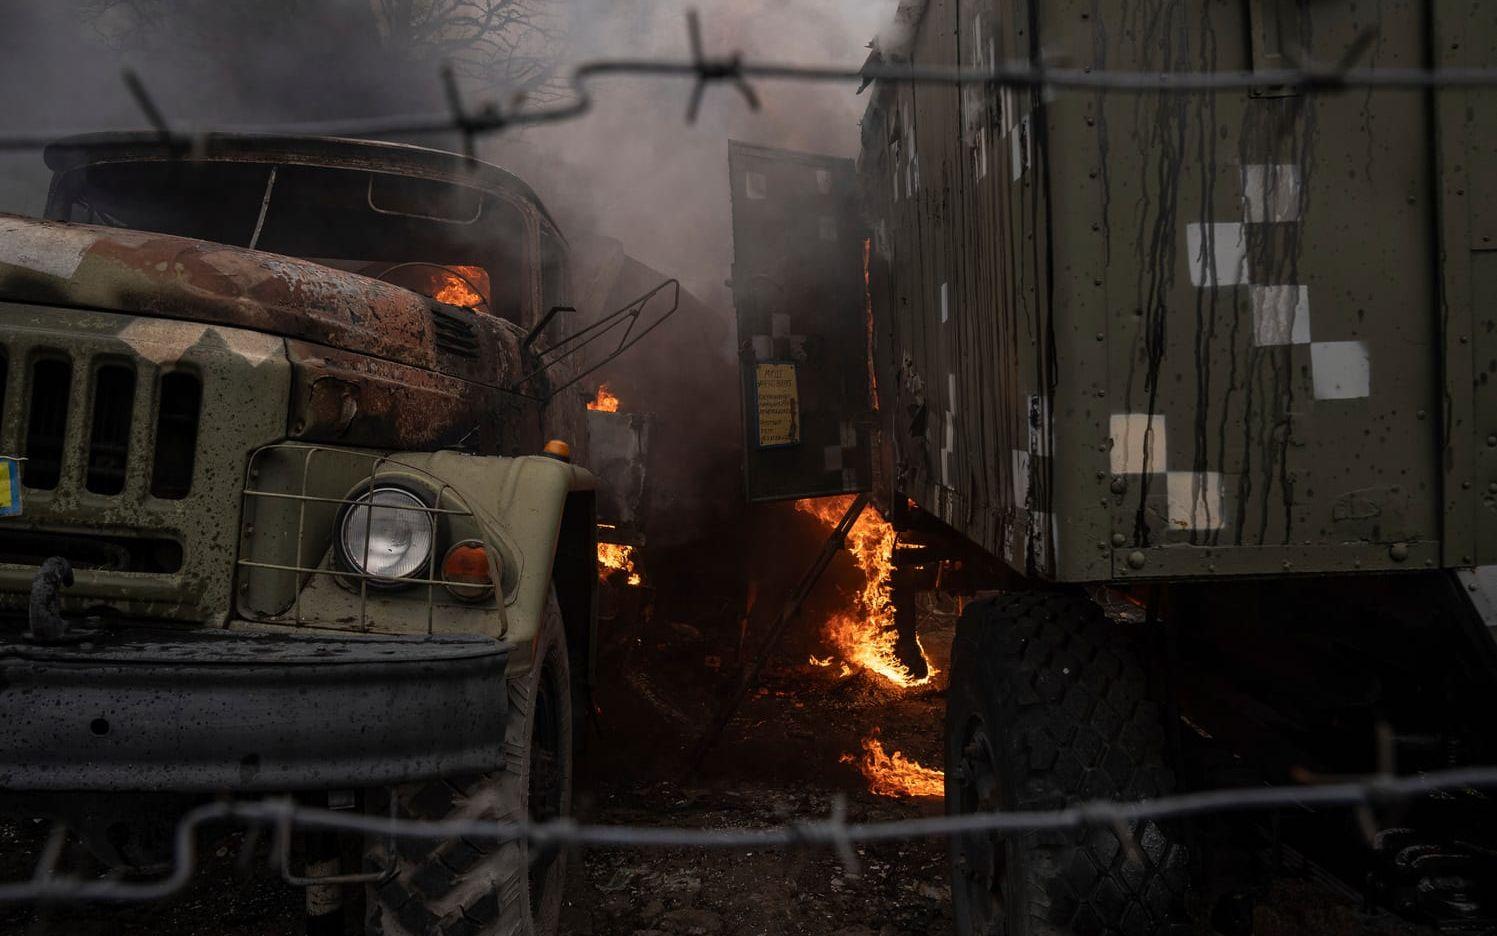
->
[733, 1, 1497, 932]
[0, 135, 597, 934]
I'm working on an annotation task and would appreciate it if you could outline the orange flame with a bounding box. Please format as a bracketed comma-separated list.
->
[588, 384, 621, 413]
[841, 737, 943, 798]
[597, 542, 642, 586]
[431, 266, 487, 310]
[794, 496, 935, 688]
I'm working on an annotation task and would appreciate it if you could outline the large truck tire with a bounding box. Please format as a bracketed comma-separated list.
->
[367, 596, 573, 936]
[945, 592, 1188, 936]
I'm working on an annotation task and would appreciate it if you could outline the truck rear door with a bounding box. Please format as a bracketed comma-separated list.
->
[727, 141, 872, 502]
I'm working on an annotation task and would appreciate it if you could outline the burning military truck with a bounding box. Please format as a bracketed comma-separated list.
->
[732, 1, 1497, 931]
[0, 133, 668, 935]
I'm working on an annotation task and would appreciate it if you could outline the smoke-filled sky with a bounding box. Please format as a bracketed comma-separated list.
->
[490, 0, 897, 310]
[0, 0, 898, 311]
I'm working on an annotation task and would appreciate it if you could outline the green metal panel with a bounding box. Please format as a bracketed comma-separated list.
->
[860, 0, 1489, 582]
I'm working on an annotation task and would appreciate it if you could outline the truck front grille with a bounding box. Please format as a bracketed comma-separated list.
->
[2, 350, 203, 501]
[0, 305, 291, 625]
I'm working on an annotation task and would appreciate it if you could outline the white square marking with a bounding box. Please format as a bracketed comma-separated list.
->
[1243, 164, 1302, 223]
[1167, 471, 1226, 531]
[745, 172, 767, 200]
[1251, 285, 1312, 346]
[1012, 449, 1031, 507]
[751, 335, 773, 360]
[1187, 222, 1250, 287]
[940, 282, 950, 323]
[947, 373, 957, 413]
[1110, 413, 1167, 476]
[1311, 341, 1371, 400]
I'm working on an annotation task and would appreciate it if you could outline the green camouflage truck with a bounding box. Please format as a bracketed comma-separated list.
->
[731, 1, 1497, 932]
[0, 134, 602, 935]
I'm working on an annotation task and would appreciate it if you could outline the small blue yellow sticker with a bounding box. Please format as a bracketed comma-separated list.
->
[0, 458, 21, 518]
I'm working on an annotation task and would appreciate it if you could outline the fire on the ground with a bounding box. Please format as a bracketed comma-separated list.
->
[798, 496, 943, 798]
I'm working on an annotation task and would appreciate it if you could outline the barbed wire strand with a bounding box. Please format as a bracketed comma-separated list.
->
[4, 765, 1496, 904]
[3, 11, 1496, 153]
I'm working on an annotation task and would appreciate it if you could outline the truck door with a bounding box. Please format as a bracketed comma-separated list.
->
[728, 141, 873, 502]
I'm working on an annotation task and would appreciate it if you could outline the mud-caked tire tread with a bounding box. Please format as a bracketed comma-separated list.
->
[946, 591, 1189, 936]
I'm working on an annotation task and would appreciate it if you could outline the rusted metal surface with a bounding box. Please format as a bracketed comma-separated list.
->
[0, 214, 531, 389]
[859, 0, 1493, 582]
[286, 340, 542, 456]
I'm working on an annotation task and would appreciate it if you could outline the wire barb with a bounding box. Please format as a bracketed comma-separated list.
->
[684, 9, 761, 124]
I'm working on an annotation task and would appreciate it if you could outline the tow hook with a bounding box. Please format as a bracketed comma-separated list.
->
[28, 556, 73, 644]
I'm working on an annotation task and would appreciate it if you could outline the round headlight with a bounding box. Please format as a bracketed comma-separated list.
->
[337, 486, 435, 586]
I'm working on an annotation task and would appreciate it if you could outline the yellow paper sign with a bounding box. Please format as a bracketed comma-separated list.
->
[755, 363, 800, 447]
[0, 458, 19, 518]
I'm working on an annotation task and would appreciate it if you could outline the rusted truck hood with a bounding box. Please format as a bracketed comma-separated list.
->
[0, 213, 521, 384]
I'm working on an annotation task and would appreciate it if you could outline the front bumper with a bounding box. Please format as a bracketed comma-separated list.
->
[0, 626, 508, 793]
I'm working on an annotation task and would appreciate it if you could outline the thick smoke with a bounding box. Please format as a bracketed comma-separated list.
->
[489, 0, 894, 311]
[488, 1, 895, 543]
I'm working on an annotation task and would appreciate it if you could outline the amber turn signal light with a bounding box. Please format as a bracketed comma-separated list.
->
[542, 439, 571, 461]
[442, 541, 494, 602]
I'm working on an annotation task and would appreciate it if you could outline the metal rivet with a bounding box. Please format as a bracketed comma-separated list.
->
[1111, 533, 1127, 548]
[1417, 410, 1427, 420]
[1464, 481, 1472, 489]
[1110, 477, 1128, 495]
[1389, 543, 1410, 562]
[1487, 436, 1497, 448]
[1488, 483, 1496, 494]
[1126, 551, 1146, 570]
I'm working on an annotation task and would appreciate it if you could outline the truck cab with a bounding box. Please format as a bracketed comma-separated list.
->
[0, 134, 597, 935]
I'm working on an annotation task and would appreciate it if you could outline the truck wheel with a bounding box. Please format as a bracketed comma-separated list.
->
[368, 597, 573, 936]
[945, 592, 1188, 935]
